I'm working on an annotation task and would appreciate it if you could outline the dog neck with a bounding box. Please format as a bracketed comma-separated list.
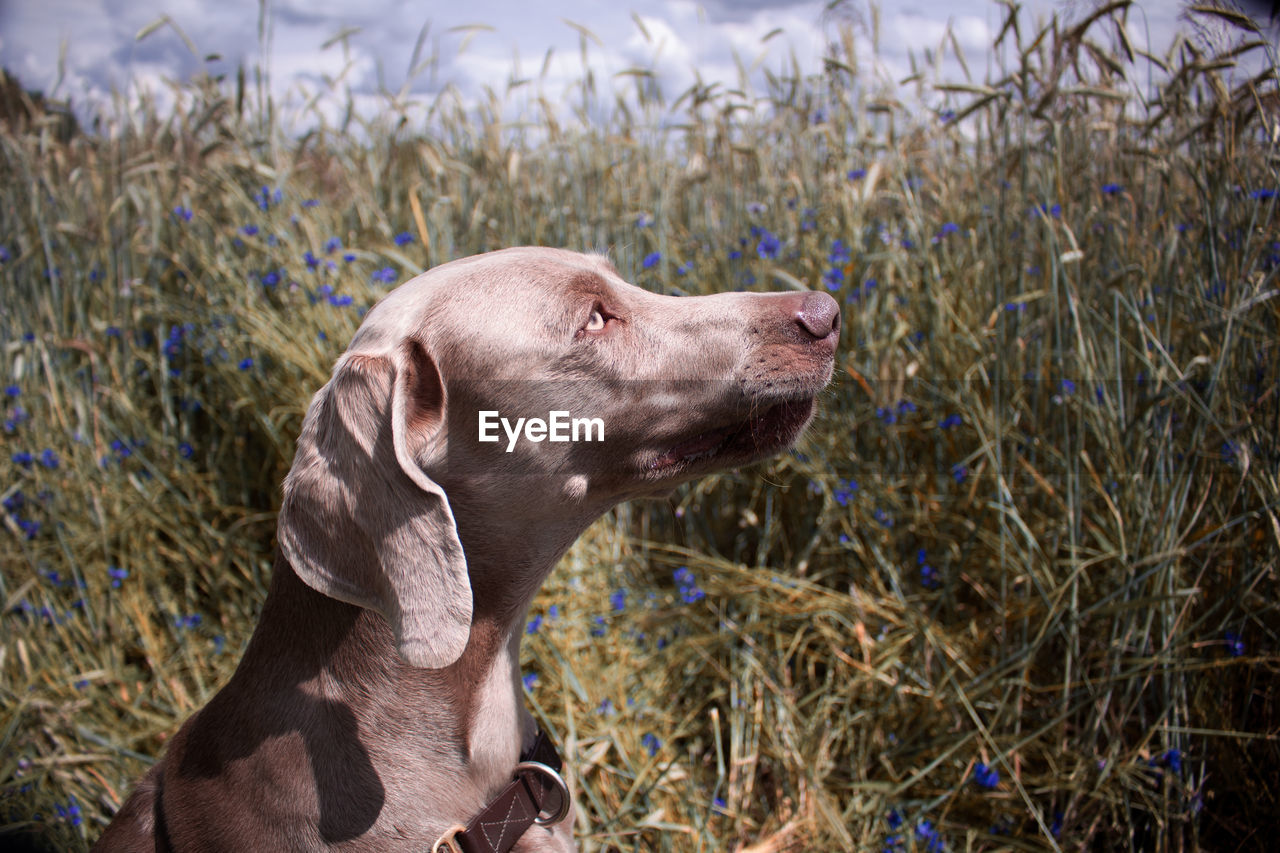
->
[229, 516, 583, 798]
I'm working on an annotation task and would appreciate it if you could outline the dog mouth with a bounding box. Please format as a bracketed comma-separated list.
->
[647, 395, 816, 475]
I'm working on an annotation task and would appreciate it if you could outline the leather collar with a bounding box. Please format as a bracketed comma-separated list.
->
[432, 730, 569, 853]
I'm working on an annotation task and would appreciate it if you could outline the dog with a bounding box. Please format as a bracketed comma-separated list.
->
[93, 247, 838, 852]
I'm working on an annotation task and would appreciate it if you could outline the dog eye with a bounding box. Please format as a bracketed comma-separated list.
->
[584, 309, 607, 332]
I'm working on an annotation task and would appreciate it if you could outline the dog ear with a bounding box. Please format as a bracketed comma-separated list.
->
[278, 339, 471, 669]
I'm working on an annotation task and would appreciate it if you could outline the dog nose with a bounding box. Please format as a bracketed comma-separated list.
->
[796, 291, 840, 340]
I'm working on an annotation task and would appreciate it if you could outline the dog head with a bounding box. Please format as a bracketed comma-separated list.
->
[278, 247, 839, 667]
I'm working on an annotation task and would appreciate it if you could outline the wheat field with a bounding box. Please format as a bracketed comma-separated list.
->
[2, 3, 1278, 850]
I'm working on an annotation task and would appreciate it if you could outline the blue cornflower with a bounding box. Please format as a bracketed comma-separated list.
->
[642, 251, 662, 269]
[635, 213, 653, 228]
[1060, 379, 1076, 395]
[1163, 749, 1182, 773]
[1251, 188, 1277, 200]
[674, 566, 705, 603]
[746, 201, 766, 216]
[1030, 202, 1062, 218]
[329, 294, 354, 307]
[590, 616, 607, 637]
[1102, 183, 1123, 195]
[951, 464, 968, 483]
[755, 230, 781, 260]
[0, 246, 10, 262]
[1225, 631, 1245, 656]
[39, 449, 59, 469]
[260, 270, 280, 287]
[641, 733, 661, 756]
[238, 357, 254, 371]
[174, 613, 202, 629]
[848, 168, 866, 180]
[915, 819, 945, 852]
[919, 549, 940, 589]
[56, 795, 82, 827]
[172, 206, 193, 222]
[597, 698, 615, 715]
[343, 252, 358, 263]
[324, 236, 342, 254]
[394, 231, 415, 246]
[939, 414, 962, 429]
[874, 508, 893, 527]
[834, 478, 858, 507]
[522, 672, 538, 691]
[679, 585, 706, 605]
[610, 588, 627, 612]
[254, 186, 282, 210]
[108, 566, 129, 588]
[304, 251, 320, 269]
[972, 762, 999, 789]
[937, 222, 959, 236]
[241, 224, 259, 237]
[12, 450, 33, 468]
[178, 442, 194, 459]
[828, 240, 851, 265]
[526, 614, 543, 634]
[372, 267, 397, 285]
[4, 385, 18, 397]
[822, 267, 844, 291]
[302, 198, 320, 208]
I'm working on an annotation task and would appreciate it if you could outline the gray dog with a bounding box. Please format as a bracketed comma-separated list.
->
[94, 247, 839, 852]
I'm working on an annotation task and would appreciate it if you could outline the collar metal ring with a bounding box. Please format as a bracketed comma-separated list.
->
[514, 760, 571, 826]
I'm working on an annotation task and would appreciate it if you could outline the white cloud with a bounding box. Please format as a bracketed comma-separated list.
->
[0, 1, 1241, 129]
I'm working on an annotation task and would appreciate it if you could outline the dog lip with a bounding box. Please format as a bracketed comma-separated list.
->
[647, 394, 817, 473]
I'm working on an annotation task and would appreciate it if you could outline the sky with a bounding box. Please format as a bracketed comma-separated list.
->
[0, 1, 1269, 126]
